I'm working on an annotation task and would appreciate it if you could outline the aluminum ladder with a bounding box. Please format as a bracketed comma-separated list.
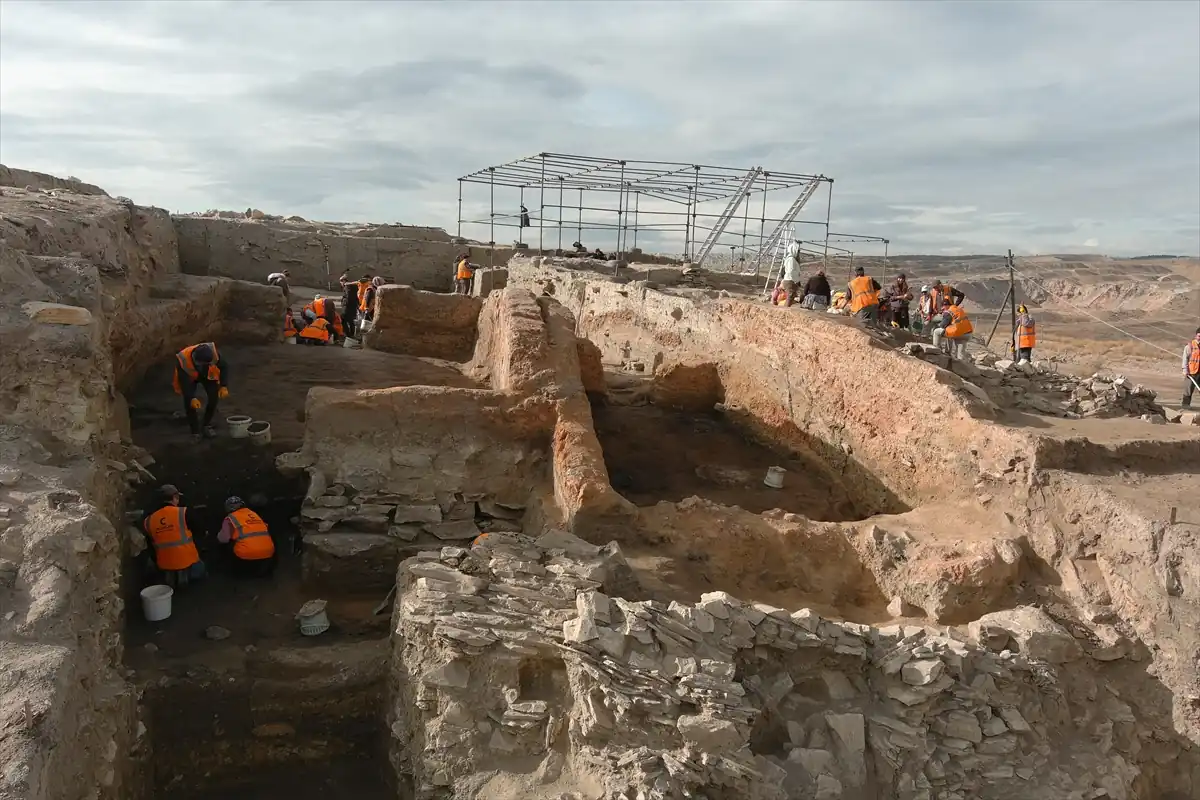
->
[691, 167, 761, 267]
[747, 178, 823, 278]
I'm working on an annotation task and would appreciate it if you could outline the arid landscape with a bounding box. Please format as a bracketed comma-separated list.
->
[1, 165, 1197, 800]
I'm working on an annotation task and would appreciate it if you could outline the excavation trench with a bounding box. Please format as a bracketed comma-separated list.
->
[120, 343, 482, 798]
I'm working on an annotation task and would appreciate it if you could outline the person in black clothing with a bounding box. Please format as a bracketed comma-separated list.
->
[339, 274, 360, 337]
[520, 204, 530, 228]
[800, 269, 832, 311]
[174, 343, 229, 440]
[889, 272, 913, 329]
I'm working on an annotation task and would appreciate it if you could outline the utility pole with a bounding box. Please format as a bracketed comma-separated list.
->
[1007, 249, 1018, 356]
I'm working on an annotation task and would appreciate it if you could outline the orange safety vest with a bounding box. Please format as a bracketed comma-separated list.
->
[848, 276, 879, 313]
[225, 507, 274, 561]
[456, 258, 473, 280]
[357, 281, 372, 313]
[936, 285, 955, 311]
[300, 317, 331, 342]
[1016, 314, 1036, 349]
[308, 297, 332, 319]
[1189, 338, 1200, 374]
[172, 343, 221, 394]
[945, 304, 974, 338]
[284, 312, 297, 338]
[143, 505, 200, 572]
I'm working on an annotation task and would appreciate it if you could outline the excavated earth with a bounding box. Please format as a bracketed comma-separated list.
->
[1, 169, 1198, 800]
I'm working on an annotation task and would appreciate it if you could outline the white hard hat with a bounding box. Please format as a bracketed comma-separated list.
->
[920, 285, 930, 292]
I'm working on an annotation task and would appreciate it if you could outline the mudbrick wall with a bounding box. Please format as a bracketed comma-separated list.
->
[174, 214, 515, 292]
[0, 174, 285, 800]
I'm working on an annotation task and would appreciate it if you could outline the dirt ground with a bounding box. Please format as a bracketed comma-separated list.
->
[172, 759, 393, 800]
[590, 402, 853, 520]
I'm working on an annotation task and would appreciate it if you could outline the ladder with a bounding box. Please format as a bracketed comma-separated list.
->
[691, 167, 761, 268]
[748, 178, 822, 279]
[761, 234, 792, 297]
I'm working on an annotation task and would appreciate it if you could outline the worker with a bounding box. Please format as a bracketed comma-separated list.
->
[1015, 304, 1037, 363]
[454, 254, 474, 295]
[337, 274, 359, 338]
[298, 316, 333, 345]
[1182, 327, 1200, 408]
[267, 270, 291, 304]
[933, 302, 974, 359]
[847, 265, 882, 326]
[779, 241, 802, 307]
[362, 276, 385, 323]
[917, 285, 936, 332]
[283, 310, 298, 340]
[356, 274, 373, 314]
[592, 248, 607, 260]
[930, 280, 965, 313]
[218, 496, 276, 577]
[889, 273, 913, 330]
[173, 342, 228, 439]
[800, 268, 832, 311]
[828, 290, 850, 315]
[143, 484, 205, 588]
[520, 204, 530, 228]
[302, 295, 344, 339]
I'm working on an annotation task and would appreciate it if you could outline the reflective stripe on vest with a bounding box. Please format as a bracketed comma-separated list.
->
[1017, 315, 1036, 348]
[147, 506, 191, 548]
[228, 508, 270, 541]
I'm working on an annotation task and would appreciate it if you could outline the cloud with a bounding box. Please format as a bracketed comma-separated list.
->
[1, 0, 1197, 256]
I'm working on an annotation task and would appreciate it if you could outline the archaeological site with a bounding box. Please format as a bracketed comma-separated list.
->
[1, 162, 1199, 800]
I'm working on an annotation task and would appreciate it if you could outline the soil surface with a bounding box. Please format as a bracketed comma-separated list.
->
[590, 402, 854, 520]
[171, 758, 393, 800]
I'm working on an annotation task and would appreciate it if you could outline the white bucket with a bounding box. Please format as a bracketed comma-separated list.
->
[342, 337, 358, 349]
[227, 415, 253, 439]
[764, 466, 786, 489]
[285, 337, 297, 345]
[248, 421, 271, 446]
[140, 584, 174, 622]
[297, 599, 330, 636]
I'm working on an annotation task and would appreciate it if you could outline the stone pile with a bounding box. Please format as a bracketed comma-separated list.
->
[391, 531, 1174, 800]
[902, 345, 1169, 421]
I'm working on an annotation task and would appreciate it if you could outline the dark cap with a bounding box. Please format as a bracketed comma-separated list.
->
[854, 265, 865, 275]
[159, 484, 181, 500]
[192, 344, 214, 364]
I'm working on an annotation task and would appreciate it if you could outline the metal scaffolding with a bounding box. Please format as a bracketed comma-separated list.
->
[456, 151, 834, 271]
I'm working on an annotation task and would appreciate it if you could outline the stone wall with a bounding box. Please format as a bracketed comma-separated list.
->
[389, 531, 1196, 799]
[174, 214, 515, 292]
[363, 285, 482, 362]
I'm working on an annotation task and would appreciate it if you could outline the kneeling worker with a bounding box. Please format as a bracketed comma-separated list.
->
[302, 295, 345, 340]
[173, 342, 229, 439]
[298, 316, 334, 345]
[143, 484, 205, 588]
[218, 496, 276, 577]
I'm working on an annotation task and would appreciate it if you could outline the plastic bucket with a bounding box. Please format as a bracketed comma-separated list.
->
[763, 466, 786, 489]
[297, 599, 330, 636]
[227, 415, 253, 439]
[248, 421, 271, 446]
[140, 584, 173, 621]
[285, 337, 297, 345]
[342, 337, 358, 349]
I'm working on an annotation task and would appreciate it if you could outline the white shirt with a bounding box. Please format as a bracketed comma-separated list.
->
[267, 272, 287, 282]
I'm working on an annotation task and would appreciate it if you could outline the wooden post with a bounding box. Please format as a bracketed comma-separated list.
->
[1007, 249, 1018, 356]
[985, 286, 1013, 349]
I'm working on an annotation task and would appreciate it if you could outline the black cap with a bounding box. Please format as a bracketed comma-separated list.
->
[192, 344, 214, 364]
[854, 265, 865, 275]
[159, 484, 181, 500]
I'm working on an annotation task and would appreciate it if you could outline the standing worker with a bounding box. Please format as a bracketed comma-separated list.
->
[848, 265, 882, 327]
[932, 302, 974, 359]
[1182, 327, 1200, 408]
[454, 253, 474, 295]
[779, 241, 803, 307]
[338, 274, 360, 338]
[1015, 304, 1037, 364]
[218, 496, 276, 578]
[143, 484, 205, 588]
[889, 273, 913, 330]
[173, 342, 228, 440]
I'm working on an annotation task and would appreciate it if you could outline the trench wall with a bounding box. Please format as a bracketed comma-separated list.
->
[506, 256, 1037, 511]
[174, 215, 515, 292]
[364, 285, 482, 361]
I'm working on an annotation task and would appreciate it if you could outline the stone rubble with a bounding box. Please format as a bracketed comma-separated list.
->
[390, 531, 1187, 800]
[902, 345, 1169, 421]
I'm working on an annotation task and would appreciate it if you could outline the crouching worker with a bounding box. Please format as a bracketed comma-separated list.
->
[932, 303, 974, 360]
[302, 295, 345, 341]
[283, 310, 298, 340]
[173, 342, 229, 440]
[218, 496, 276, 578]
[298, 316, 333, 345]
[143, 484, 206, 589]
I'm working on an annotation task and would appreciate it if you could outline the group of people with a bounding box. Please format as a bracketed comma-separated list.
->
[270, 271, 389, 344]
[773, 243, 1038, 363]
[141, 484, 276, 590]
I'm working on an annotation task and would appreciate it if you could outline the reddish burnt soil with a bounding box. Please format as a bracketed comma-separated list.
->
[590, 402, 859, 521]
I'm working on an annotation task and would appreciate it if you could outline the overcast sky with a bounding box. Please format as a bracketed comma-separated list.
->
[1, 0, 1198, 257]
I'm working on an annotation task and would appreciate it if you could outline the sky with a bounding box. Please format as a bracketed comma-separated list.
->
[1, 0, 1198, 257]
